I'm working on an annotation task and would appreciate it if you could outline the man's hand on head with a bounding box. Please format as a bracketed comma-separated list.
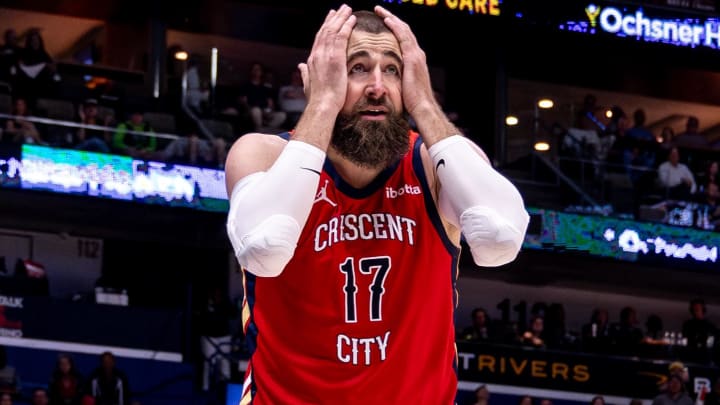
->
[301, 4, 356, 114]
[374, 5, 436, 119]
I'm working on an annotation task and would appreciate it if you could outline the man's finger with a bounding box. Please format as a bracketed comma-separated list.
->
[374, 5, 393, 18]
[324, 4, 353, 35]
[337, 14, 357, 40]
[374, 5, 416, 47]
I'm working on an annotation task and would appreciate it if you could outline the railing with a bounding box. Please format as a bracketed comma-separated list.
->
[0, 113, 180, 143]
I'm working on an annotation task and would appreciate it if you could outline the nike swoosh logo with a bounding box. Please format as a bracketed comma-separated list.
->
[436, 159, 445, 170]
[301, 167, 321, 175]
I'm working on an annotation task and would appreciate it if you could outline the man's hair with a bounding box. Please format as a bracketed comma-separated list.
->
[353, 10, 392, 34]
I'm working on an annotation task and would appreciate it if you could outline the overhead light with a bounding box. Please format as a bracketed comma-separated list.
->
[534, 141, 550, 151]
[174, 51, 188, 61]
[505, 115, 519, 126]
[537, 98, 554, 109]
[605, 109, 613, 118]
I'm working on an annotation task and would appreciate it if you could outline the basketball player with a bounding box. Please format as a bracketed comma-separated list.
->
[225, 5, 529, 404]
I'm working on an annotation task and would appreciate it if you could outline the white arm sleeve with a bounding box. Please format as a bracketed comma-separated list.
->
[429, 135, 529, 267]
[226, 140, 325, 277]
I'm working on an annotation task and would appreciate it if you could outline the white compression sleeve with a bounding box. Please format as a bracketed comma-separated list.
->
[226, 140, 325, 277]
[429, 135, 529, 267]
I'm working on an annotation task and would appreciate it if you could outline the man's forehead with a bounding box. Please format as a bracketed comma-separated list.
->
[347, 31, 401, 58]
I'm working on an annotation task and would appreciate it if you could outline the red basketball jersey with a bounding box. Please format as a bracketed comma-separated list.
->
[240, 132, 460, 405]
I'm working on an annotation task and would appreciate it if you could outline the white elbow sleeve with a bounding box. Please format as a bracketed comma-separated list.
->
[429, 135, 529, 267]
[226, 141, 326, 277]
[230, 214, 300, 278]
[461, 206, 524, 267]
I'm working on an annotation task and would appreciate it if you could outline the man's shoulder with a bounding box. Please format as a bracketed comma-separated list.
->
[234, 132, 288, 150]
[236, 132, 290, 144]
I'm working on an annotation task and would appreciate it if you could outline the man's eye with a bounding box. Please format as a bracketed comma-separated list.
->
[386, 65, 400, 75]
[350, 64, 365, 73]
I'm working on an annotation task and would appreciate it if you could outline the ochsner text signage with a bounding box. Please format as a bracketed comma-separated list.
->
[561, 3, 720, 50]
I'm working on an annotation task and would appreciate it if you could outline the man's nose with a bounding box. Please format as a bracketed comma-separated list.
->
[365, 68, 387, 99]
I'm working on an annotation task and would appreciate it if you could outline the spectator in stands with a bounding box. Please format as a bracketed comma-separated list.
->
[12, 29, 58, 105]
[629, 399, 642, 405]
[74, 98, 112, 153]
[0, 29, 20, 81]
[543, 303, 573, 349]
[610, 306, 644, 352]
[656, 126, 677, 165]
[277, 68, 307, 129]
[603, 105, 628, 162]
[682, 298, 716, 352]
[199, 284, 238, 391]
[0, 346, 19, 396]
[185, 57, 208, 115]
[0, 392, 11, 405]
[704, 376, 720, 405]
[652, 374, 693, 405]
[2, 96, 44, 145]
[31, 388, 49, 405]
[468, 384, 489, 405]
[48, 353, 85, 405]
[674, 116, 708, 150]
[159, 126, 226, 168]
[540, 399, 553, 405]
[626, 108, 655, 143]
[699, 182, 720, 230]
[87, 352, 131, 405]
[518, 395, 534, 405]
[707, 161, 720, 183]
[590, 396, 605, 405]
[643, 314, 665, 344]
[581, 308, 611, 350]
[668, 361, 691, 388]
[460, 307, 493, 342]
[657, 147, 696, 201]
[565, 94, 611, 161]
[575, 93, 605, 134]
[657, 126, 675, 147]
[697, 161, 720, 193]
[238, 62, 286, 132]
[262, 66, 279, 104]
[622, 108, 657, 182]
[112, 108, 156, 159]
[521, 314, 545, 348]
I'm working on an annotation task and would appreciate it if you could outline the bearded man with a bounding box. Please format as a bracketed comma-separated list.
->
[224, 5, 529, 404]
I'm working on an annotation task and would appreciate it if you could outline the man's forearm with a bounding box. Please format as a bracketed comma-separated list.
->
[409, 101, 459, 148]
[289, 101, 338, 151]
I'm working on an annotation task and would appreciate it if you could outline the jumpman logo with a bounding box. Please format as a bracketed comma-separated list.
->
[314, 180, 337, 207]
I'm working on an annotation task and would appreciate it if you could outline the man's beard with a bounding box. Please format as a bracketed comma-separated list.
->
[331, 99, 411, 169]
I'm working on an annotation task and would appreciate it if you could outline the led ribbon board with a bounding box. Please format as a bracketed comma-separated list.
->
[524, 207, 719, 271]
[12, 145, 228, 212]
[558, 3, 720, 50]
[381, 0, 501, 16]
